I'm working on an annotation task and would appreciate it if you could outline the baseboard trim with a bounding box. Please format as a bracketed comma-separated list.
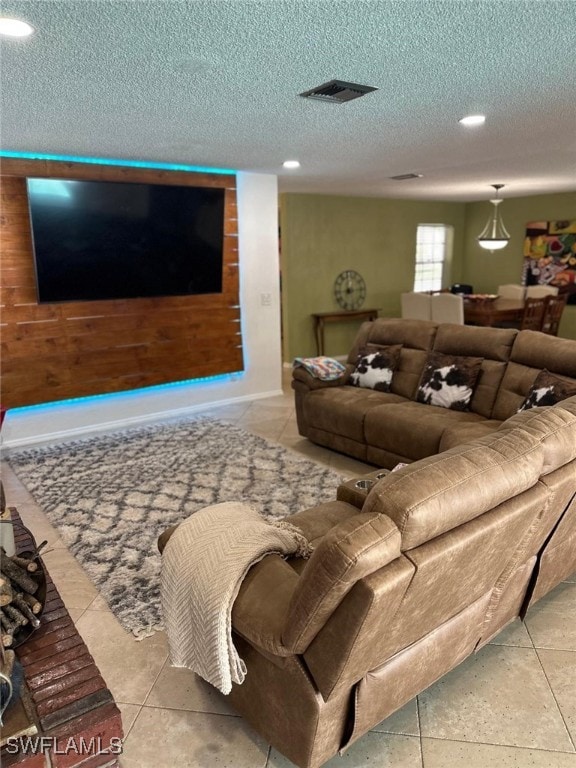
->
[2, 389, 285, 451]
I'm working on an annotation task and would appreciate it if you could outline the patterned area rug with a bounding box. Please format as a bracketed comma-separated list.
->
[7, 418, 342, 638]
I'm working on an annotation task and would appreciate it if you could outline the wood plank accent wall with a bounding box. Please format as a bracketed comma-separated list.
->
[0, 158, 243, 409]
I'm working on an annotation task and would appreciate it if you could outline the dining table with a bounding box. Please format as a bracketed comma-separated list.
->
[463, 297, 525, 327]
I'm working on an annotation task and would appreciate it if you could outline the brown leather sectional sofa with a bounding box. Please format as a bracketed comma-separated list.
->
[159, 321, 576, 767]
[292, 318, 576, 468]
[223, 395, 576, 767]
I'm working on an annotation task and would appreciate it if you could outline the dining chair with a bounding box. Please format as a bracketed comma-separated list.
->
[540, 293, 568, 336]
[401, 292, 432, 321]
[525, 285, 559, 299]
[431, 293, 464, 324]
[519, 297, 547, 331]
[497, 284, 526, 300]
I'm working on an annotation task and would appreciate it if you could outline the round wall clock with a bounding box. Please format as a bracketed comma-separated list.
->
[334, 270, 366, 310]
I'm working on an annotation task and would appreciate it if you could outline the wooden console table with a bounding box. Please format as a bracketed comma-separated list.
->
[311, 309, 380, 356]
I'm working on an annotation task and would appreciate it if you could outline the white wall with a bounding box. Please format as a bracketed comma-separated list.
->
[2, 172, 282, 449]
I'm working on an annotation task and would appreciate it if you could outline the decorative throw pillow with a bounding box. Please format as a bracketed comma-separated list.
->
[416, 352, 483, 411]
[292, 356, 346, 381]
[518, 369, 576, 412]
[349, 344, 402, 392]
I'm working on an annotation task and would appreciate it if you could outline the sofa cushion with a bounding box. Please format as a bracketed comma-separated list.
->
[432, 324, 516, 418]
[519, 369, 576, 411]
[350, 344, 402, 392]
[364, 402, 576, 549]
[560, 394, 576, 416]
[348, 319, 437, 362]
[303, 386, 407, 443]
[433, 323, 517, 362]
[438, 420, 503, 451]
[492, 331, 576, 421]
[392, 348, 433, 400]
[497, 398, 576, 476]
[348, 319, 438, 400]
[416, 352, 483, 411]
[364, 401, 485, 461]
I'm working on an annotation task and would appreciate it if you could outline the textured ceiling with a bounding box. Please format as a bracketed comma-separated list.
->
[1, 0, 575, 201]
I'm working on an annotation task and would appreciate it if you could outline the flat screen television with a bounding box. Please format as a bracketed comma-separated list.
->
[26, 177, 225, 303]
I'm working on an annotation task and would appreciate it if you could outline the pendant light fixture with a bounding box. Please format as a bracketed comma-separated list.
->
[477, 184, 510, 251]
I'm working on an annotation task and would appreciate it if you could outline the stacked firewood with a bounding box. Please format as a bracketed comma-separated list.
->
[0, 549, 43, 648]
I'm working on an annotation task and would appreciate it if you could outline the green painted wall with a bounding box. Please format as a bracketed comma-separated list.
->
[280, 190, 576, 361]
[280, 194, 466, 360]
[462, 191, 576, 340]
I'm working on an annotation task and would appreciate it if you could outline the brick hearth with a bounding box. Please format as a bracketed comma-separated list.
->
[1, 509, 123, 768]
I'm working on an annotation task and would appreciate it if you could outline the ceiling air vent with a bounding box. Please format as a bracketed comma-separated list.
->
[389, 173, 424, 181]
[299, 79, 378, 104]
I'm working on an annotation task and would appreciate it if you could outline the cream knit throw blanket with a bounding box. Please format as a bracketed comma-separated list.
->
[160, 501, 312, 695]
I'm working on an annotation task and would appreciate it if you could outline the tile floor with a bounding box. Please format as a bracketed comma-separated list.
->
[2, 370, 575, 768]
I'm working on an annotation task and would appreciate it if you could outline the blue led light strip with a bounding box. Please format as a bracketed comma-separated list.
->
[0, 149, 236, 176]
[10, 372, 245, 415]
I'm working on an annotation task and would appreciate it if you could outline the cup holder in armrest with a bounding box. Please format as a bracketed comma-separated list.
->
[337, 469, 390, 508]
[354, 479, 375, 491]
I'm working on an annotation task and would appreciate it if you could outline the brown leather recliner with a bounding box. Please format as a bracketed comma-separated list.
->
[159, 396, 576, 768]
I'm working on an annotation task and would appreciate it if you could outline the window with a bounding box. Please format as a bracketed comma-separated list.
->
[413, 225, 452, 292]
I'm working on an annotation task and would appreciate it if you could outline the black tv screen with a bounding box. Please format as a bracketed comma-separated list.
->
[26, 177, 225, 303]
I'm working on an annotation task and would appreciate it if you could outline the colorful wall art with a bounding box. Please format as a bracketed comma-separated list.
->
[522, 220, 576, 304]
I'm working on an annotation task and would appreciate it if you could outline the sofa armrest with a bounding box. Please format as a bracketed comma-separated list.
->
[292, 365, 353, 391]
[288, 500, 364, 544]
[160, 528, 302, 658]
[282, 513, 401, 653]
[231, 554, 301, 657]
[231, 505, 398, 658]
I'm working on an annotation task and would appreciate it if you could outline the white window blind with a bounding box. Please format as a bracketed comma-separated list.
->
[413, 225, 450, 292]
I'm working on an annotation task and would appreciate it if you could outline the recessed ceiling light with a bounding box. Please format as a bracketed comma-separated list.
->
[0, 17, 34, 37]
[283, 160, 300, 169]
[459, 114, 486, 127]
